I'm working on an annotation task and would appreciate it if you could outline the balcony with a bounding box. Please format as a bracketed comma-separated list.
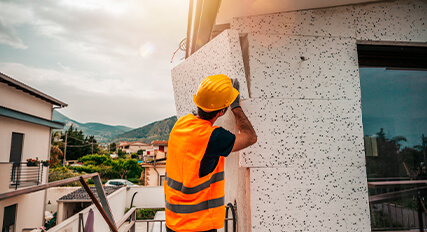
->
[7, 162, 45, 190]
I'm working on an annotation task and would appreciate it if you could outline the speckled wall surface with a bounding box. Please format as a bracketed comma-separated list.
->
[240, 99, 364, 168]
[171, 0, 426, 231]
[355, 0, 427, 42]
[246, 34, 360, 100]
[250, 166, 370, 231]
[228, 0, 425, 231]
[232, 0, 427, 42]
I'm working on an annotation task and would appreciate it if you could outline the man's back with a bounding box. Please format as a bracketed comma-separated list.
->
[165, 114, 226, 231]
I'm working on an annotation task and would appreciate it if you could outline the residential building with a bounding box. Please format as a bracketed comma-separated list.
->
[151, 140, 168, 153]
[140, 160, 166, 187]
[171, 0, 427, 231]
[118, 141, 151, 154]
[56, 186, 122, 224]
[139, 141, 168, 186]
[0, 72, 67, 231]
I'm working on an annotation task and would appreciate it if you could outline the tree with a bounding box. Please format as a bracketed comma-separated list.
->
[365, 128, 423, 178]
[50, 145, 63, 166]
[109, 143, 117, 152]
[117, 149, 126, 158]
[124, 159, 143, 179]
[111, 159, 126, 179]
[58, 124, 100, 161]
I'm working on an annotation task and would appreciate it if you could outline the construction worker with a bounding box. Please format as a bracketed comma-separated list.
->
[165, 74, 257, 232]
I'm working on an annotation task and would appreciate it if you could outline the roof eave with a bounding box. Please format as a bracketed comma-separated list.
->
[0, 72, 68, 107]
[185, 0, 222, 58]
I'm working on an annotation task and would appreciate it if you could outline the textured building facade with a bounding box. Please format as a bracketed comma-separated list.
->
[171, 0, 427, 231]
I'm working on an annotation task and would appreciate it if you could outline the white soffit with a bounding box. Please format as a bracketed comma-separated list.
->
[216, 0, 384, 24]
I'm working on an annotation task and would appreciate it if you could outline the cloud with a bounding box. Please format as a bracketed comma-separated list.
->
[0, 0, 188, 128]
[0, 20, 27, 49]
[0, 62, 177, 127]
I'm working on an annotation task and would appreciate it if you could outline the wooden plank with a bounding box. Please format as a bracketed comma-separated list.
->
[368, 180, 427, 189]
[93, 174, 116, 227]
[0, 173, 99, 201]
[80, 177, 118, 232]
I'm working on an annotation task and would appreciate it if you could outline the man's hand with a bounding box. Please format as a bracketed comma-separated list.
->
[229, 79, 257, 152]
[230, 78, 240, 109]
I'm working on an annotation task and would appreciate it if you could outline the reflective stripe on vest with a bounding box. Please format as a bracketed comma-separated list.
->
[166, 172, 224, 194]
[166, 196, 224, 214]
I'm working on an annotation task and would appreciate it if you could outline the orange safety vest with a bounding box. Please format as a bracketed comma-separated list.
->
[165, 114, 225, 231]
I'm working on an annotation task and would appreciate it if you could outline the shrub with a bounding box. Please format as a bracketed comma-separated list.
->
[131, 153, 138, 159]
[136, 208, 165, 220]
[70, 164, 100, 174]
[48, 167, 84, 186]
[78, 154, 109, 165]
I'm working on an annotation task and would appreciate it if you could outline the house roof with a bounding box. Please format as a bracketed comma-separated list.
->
[58, 186, 122, 202]
[118, 142, 130, 147]
[151, 140, 168, 146]
[140, 161, 166, 167]
[0, 72, 68, 107]
[131, 141, 150, 145]
[119, 141, 150, 147]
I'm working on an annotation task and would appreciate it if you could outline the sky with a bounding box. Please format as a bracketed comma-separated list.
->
[0, 0, 189, 128]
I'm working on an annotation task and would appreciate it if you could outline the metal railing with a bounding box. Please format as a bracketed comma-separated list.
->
[370, 202, 426, 230]
[9, 162, 44, 190]
[368, 179, 427, 231]
[119, 203, 237, 232]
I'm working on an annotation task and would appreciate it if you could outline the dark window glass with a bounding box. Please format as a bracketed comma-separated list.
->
[2, 204, 16, 232]
[360, 66, 427, 231]
[160, 175, 165, 186]
[360, 68, 427, 179]
[10, 132, 24, 163]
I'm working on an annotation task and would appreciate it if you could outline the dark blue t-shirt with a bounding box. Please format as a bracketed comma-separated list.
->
[199, 127, 236, 178]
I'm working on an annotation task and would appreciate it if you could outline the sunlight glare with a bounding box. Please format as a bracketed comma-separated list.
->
[139, 42, 155, 58]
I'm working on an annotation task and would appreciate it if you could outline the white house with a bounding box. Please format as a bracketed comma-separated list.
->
[172, 0, 427, 231]
[140, 160, 166, 187]
[0, 72, 67, 231]
[151, 140, 168, 153]
[118, 141, 151, 154]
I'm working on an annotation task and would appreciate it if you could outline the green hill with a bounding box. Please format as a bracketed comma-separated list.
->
[112, 116, 177, 143]
[53, 110, 134, 143]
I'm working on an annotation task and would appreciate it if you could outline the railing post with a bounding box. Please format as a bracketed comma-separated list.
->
[418, 190, 424, 232]
[130, 210, 136, 232]
[225, 202, 237, 232]
[37, 164, 41, 185]
[78, 213, 84, 232]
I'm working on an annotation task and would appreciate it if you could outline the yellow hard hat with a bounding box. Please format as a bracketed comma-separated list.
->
[193, 74, 239, 112]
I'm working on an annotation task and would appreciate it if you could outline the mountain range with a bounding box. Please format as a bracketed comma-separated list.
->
[111, 116, 177, 144]
[53, 111, 177, 144]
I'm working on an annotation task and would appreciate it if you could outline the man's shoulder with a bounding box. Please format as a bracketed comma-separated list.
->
[210, 127, 235, 146]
